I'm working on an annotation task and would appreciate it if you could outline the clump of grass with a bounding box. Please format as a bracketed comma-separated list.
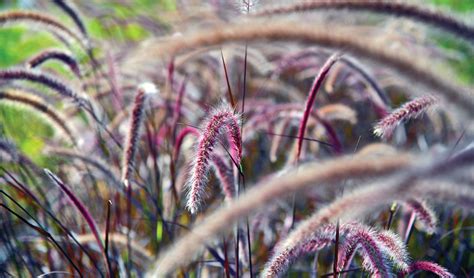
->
[132, 22, 474, 116]
[403, 199, 438, 234]
[1, 2, 473, 277]
[263, 222, 409, 277]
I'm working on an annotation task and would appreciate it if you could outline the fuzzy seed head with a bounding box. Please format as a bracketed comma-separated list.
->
[121, 83, 156, 184]
[186, 104, 241, 214]
[404, 261, 454, 278]
[376, 230, 410, 271]
[374, 95, 437, 139]
[404, 199, 438, 234]
[338, 226, 390, 277]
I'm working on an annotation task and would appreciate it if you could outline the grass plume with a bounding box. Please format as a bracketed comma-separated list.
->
[374, 95, 438, 139]
[254, 0, 474, 42]
[186, 103, 241, 214]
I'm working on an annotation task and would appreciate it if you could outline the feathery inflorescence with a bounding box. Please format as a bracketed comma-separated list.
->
[130, 22, 474, 117]
[374, 95, 438, 139]
[121, 82, 158, 184]
[0, 10, 86, 47]
[2, 2, 473, 277]
[27, 49, 82, 79]
[403, 199, 438, 234]
[0, 68, 88, 106]
[52, 0, 88, 38]
[254, 0, 474, 42]
[186, 103, 241, 214]
[401, 261, 454, 278]
[336, 226, 390, 278]
[44, 169, 110, 276]
[210, 153, 235, 201]
[263, 222, 408, 277]
[148, 148, 474, 276]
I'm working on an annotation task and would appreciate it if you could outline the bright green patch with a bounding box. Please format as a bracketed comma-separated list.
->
[156, 220, 163, 242]
[0, 104, 53, 165]
[0, 27, 58, 67]
[431, 0, 474, 12]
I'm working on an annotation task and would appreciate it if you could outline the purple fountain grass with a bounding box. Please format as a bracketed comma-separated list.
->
[263, 224, 336, 277]
[120, 82, 158, 277]
[44, 169, 110, 276]
[27, 49, 82, 79]
[0, 68, 89, 107]
[254, 0, 474, 42]
[147, 150, 474, 275]
[134, 22, 474, 117]
[173, 126, 200, 160]
[296, 53, 340, 161]
[376, 230, 410, 271]
[0, 10, 86, 47]
[264, 222, 408, 277]
[173, 126, 235, 201]
[273, 49, 390, 116]
[210, 153, 235, 200]
[337, 226, 390, 278]
[52, 0, 88, 38]
[121, 82, 158, 184]
[148, 153, 417, 276]
[400, 261, 454, 278]
[404, 199, 438, 234]
[374, 95, 438, 139]
[186, 103, 241, 214]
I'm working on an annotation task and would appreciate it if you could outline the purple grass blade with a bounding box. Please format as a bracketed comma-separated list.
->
[44, 169, 110, 276]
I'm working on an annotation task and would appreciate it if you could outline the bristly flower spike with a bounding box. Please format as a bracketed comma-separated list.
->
[52, 0, 88, 38]
[400, 261, 454, 278]
[186, 103, 241, 214]
[210, 154, 235, 200]
[374, 95, 437, 139]
[0, 10, 86, 48]
[0, 68, 88, 107]
[27, 49, 82, 79]
[337, 226, 390, 278]
[121, 82, 158, 185]
[404, 199, 438, 234]
[376, 230, 410, 271]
